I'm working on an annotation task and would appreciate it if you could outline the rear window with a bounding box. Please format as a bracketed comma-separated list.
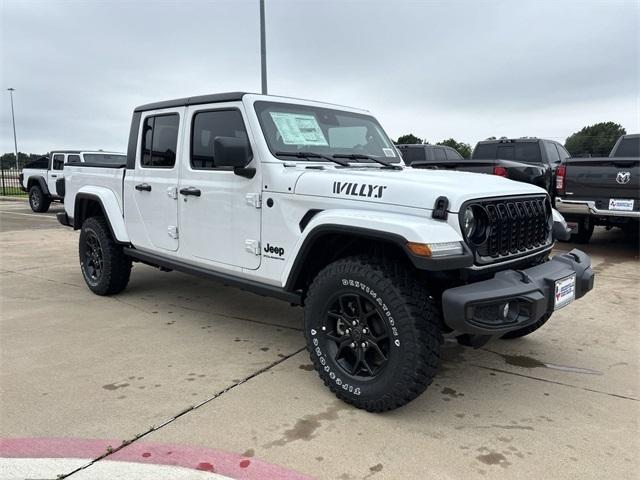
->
[433, 148, 446, 161]
[82, 154, 126, 165]
[399, 147, 426, 164]
[445, 148, 463, 160]
[613, 137, 640, 157]
[473, 142, 542, 164]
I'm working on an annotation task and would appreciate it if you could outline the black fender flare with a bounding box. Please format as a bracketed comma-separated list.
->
[283, 224, 473, 292]
[26, 175, 50, 196]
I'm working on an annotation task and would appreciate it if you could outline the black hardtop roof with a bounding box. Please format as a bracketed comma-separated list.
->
[134, 92, 251, 113]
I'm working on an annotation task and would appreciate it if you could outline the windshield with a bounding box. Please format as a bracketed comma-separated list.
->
[82, 153, 127, 165]
[255, 101, 400, 163]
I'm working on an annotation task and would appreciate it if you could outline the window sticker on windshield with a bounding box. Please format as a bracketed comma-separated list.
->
[382, 148, 395, 157]
[270, 112, 328, 146]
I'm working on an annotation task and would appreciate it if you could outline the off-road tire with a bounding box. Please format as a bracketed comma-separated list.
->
[304, 256, 441, 412]
[79, 216, 131, 295]
[28, 185, 51, 213]
[501, 313, 551, 339]
[569, 217, 594, 244]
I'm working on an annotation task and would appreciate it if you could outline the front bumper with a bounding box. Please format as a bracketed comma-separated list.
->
[556, 197, 640, 218]
[442, 249, 594, 336]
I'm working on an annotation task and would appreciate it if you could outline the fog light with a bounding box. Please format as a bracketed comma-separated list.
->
[501, 303, 510, 319]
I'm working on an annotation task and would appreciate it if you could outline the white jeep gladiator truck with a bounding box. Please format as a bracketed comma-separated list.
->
[20, 150, 125, 212]
[58, 92, 594, 411]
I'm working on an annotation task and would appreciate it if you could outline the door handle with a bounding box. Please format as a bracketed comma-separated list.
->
[179, 187, 201, 197]
[51, 175, 57, 178]
[135, 183, 152, 192]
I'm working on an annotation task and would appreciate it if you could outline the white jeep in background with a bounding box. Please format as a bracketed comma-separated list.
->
[58, 92, 594, 411]
[20, 150, 125, 212]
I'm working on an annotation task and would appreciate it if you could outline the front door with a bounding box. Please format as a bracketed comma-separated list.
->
[48, 154, 64, 194]
[124, 108, 183, 252]
[178, 105, 262, 270]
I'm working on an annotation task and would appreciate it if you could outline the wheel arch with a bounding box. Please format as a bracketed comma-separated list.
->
[73, 191, 129, 244]
[283, 225, 412, 294]
[27, 176, 50, 196]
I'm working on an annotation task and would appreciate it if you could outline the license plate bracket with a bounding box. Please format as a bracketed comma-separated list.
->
[554, 274, 576, 310]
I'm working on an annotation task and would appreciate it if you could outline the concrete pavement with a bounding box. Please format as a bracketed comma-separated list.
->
[0, 200, 638, 479]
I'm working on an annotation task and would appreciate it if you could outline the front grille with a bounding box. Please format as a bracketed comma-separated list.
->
[466, 195, 551, 262]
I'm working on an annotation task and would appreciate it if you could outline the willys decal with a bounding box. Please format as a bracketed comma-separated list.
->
[332, 181, 387, 199]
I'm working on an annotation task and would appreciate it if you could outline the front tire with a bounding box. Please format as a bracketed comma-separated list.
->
[28, 185, 51, 213]
[304, 256, 441, 412]
[79, 216, 132, 295]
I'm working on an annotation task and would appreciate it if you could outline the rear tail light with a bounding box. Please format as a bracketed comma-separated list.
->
[493, 166, 508, 177]
[556, 165, 566, 194]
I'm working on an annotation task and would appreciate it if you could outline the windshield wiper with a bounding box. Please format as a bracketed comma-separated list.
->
[275, 151, 350, 167]
[333, 153, 402, 170]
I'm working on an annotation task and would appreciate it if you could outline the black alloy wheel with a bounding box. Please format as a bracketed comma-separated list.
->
[83, 230, 104, 284]
[323, 292, 391, 379]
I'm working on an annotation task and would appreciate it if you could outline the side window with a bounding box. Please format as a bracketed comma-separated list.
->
[399, 147, 426, 164]
[141, 114, 179, 168]
[67, 154, 81, 164]
[433, 148, 447, 161]
[544, 141, 560, 164]
[445, 148, 463, 160]
[555, 144, 571, 161]
[52, 154, 65, 170]
[191, 109, 249, 169]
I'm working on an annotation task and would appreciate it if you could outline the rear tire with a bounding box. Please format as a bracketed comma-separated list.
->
[79, 216, 131, 295]
[569, 217, 594, 244]
[501, 314, 551, 339]
[28, 185, 51, 213]
[304, 256, 441, 412]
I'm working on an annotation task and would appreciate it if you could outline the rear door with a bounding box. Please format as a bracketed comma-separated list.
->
[124, 108, 183, 252]
[47, 154, 65, 194]
[178, 104, 262, 270]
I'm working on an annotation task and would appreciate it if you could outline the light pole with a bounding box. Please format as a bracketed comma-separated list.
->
[7, 88, 19, 170]
[260, 0, 267, 94]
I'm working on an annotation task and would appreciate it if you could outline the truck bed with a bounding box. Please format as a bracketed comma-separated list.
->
[63, 164, 126, 220]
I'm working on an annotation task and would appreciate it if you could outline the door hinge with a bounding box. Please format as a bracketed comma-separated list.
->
[167, 186, 178, 199]
[245, 239, 260, 255]
[168, 226, 179, 239]
[245, 193, 261, 208]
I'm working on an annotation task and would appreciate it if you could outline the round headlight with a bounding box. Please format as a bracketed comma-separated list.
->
[462, 207, 476, 237]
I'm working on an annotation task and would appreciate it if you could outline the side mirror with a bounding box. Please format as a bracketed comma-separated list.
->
[213, 136, 251, 168]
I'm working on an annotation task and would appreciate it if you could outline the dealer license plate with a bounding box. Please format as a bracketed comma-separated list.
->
[554, 275, 576, 310]
[609, 198, 634, 211]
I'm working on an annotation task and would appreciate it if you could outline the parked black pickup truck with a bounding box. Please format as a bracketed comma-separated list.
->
[555, 134, 639, 243]
[400, 138, 569, 195]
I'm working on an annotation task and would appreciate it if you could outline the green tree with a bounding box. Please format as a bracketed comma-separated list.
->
[395, 134, 424, 145]
[565, 122, 626, 156]
[437, 138, 472, 159]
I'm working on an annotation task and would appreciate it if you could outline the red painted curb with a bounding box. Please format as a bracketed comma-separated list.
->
[0, 437, 313, 479]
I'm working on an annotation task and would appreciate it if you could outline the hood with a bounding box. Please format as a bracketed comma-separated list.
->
[294, 166, 547, 213]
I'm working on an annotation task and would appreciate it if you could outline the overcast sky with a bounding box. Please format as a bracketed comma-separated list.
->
[1, 0, 638, 154]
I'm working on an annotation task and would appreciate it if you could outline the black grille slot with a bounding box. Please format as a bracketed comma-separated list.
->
[470, 196, 551, 262]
